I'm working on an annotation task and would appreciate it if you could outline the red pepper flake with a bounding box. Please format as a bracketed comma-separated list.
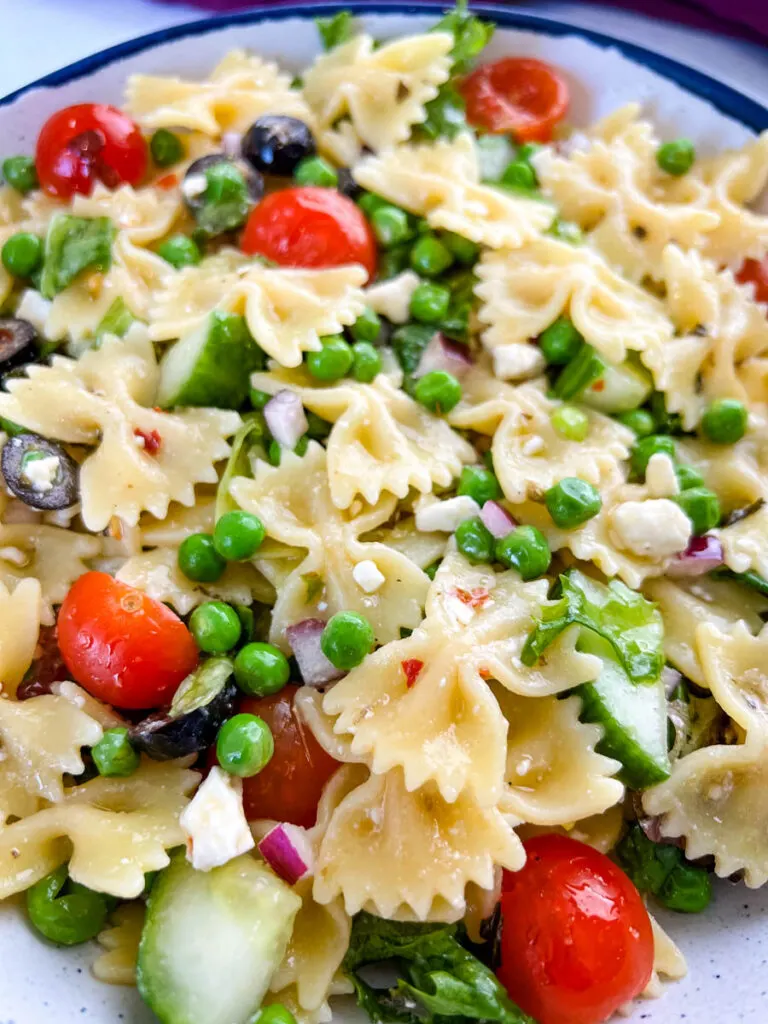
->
[155, 173, 179, 190]
[591, 380, 605, 392]
[401, 659, 424, 688]
[455, 586, 490, 609]
[478, 667, 492, 680]
[134, 428, 162, 455]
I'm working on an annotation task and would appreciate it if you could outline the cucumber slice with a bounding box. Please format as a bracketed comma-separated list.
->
[137, 851, 301, 1024]
[158, 312, 264, 410]
[575, 632, 670, 790]
[554, 343, 652, 413]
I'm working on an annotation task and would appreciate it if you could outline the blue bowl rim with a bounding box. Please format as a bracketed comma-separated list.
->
[1, 0, 766, 132]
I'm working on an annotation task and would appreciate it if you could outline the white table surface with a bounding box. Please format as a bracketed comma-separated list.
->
[0, 0, 766, 105]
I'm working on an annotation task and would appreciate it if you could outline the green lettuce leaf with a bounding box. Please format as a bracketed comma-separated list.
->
[39, 214, 114, 299]
[432, 0, 495, 73]
[616, 823, 712, 913]
[316, 10, 355, 50]
[521, 569, 663, 684]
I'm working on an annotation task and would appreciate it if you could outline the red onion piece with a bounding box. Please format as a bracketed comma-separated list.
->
[258, 822, 314, 884]
[667, 534, 724, 577]
[413, 332, 473, 380]
[286, 619, 344, 686]
[264, 390, 308, 450]
[480, 500, 516, 539]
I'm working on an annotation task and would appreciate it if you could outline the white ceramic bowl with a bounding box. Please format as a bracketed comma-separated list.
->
[1, 4, 767, 1022]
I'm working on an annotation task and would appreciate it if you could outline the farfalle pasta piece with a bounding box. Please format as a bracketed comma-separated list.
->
[313, 765, 524, 921]
[677, 427, 768, 514]
[92, 902, 145, 986]
[354, 133, 555, 249]
[492, 384, 633, 503]
[303, 32, 452, 161]
[230, 443, 428, 648]
[0, 328, 240, 530]
[361, 515, 447, 572]
[719, 503, 768, 578]
[446, 359, 522, 434]
[125, 49, 311, 135]
[639, 914, 687, 1001]
[0, 578, 41, 697]
[150, 252, 366, 367]
[697, 622, 768, 739]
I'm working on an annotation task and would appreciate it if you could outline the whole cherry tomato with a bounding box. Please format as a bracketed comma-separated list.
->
[241, 186, 377, 281]
[240, 686, 339, 827]
[36, 103, 148, 198]
[497, 833, 654, 1024]
[736, 256, 768, 305]
[57, 572, 198, 710]
[460, 57, 569, 142]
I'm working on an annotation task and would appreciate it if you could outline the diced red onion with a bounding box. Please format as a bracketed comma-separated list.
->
[661, 665, 683, 698]
[258, 822, 314, 884]
[264, 390, 308, 450]
[479, 500, 516, 539]
[222, 131, 243, 158]
[413, 332, 473, 380]
[286, 619, 344, 686]
[667, 534, 724, 577]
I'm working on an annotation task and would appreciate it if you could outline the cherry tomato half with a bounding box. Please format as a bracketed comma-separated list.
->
[241, 186, 377, 281]
[460, 58, 569, 142]
[240, 686, 339, 827]
[736, 256, 768, 305]
[36, 103, 148, 199]
[57, 572, 198, 710]
[497, 833, 654, 1024]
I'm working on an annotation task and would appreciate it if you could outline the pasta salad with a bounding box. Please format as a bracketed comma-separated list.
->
[0, 5, 767, 1023]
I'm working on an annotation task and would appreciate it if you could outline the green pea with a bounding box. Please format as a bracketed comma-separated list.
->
[351, 341, 382, 383]
[91, 727, 140, 778]
[256, 1005, 298, 1024]
[26, 866, 108, 946]
[2, 155, 38, 194]
[234, 642, 290, 697]
[371, 204, 414, 248]
[538, 317, 584, 365]
[495, 525, 551, 580]
[150, 129, 185, 168]
[440, 231, 480, 266]
[189, 601, 242, 653]
[659, 863, 712, 913]
[424, 559, 441, 581]
[457, 464, 501, 506]
[617, 408, 656, 437]
[294, 155, 338, 188]
[414, 370, 462, 414]
[701, 398, 748, 444]
[349, 306, 381, 343]
[657, 138, 695, 176]
[630, 434, 677, 477]
[249, 388, 272, 410]
[550, 404, 589, 441]
[377, 243, 411, 280]
[178, 533, 226, 583]
[320, 611, 375, 670]
[674, 487, 721, 535]
[675, 463, 705, 490]
[158, 234, 201, 269]
[306, 334, 354, 381]
[305, 410, 332, 440]
[214, 510, 265, 561]
[357, 192, 388, 218]
[501, 160, 537, 191]
[409, 235, 454, 277]
[545, 478, 602, 529]
[1, 232, 42, 277]
[217, 713, 274, 777]
[410, 281, 451, 323]
[455, 515, 495, 564]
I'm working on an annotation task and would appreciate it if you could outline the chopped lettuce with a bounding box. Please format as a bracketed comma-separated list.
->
[522, 569, 664, 684]
[39, 214, 114, 300]
[616, 822, 712, 913]
[316, 10, 355, 50]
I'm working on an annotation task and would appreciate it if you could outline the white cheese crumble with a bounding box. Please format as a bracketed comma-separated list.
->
[15, 289, 52, 334]
[364, 271, 421, 324]
[521, 435, 545, 457]
[415, 495, 480, 533]
[0, 546, 28, 567]
[492, 344, 546, 382]
[610, 499, 692, 559]
[645, 453, 679, 498]
[21, 454, 60, 493]
[352, 559, 386, 594]
[181, 173, 208, 200]
[180, 767, 255, 872]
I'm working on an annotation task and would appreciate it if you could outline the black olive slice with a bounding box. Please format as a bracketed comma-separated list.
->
[181, 153, 264, 215]
[241, 115, 316, 177]
[130, 681, 238, 761]
[0, 318, 38, 374]
[1, 432, 79, 510]
[336, 167, 362, 200]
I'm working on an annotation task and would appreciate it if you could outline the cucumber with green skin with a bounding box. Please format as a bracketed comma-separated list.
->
[575, 632, 671, 790]
[555, 343, 652, 414]
[137, 851, 301, 1024]
[158, 311, 264, 410]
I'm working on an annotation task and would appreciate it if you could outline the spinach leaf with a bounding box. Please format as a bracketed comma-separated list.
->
[616, 822, 712, 913]
[391, 323, 435, 375]
[316, 10, 355, 50]
[39, 214, 114, 299]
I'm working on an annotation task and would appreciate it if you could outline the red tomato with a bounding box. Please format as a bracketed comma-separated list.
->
[241, 186, 377, 281]
[240, 686, 339, 827]
[57, 572, 198, 710]
[497, 834, 654, 1024]
[460, 58, 569, 142]
[36, 104, 147, 198]
[736, 256, 768, 305]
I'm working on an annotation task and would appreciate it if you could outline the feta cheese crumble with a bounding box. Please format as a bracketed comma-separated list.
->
[645, 453, 680, 498]
[364, 271, 421, 324]
[181, 173, 208, 200]
[492, 344, 546, 382]
[15, 289, 52, 334]
[179, 766, 255, 872]
[610, 499, 692, 559]
[415, 495, 480, 533]
[21, 454, 60, 493]
[352, 559, 386, 593]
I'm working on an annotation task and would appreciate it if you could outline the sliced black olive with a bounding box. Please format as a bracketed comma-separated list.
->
[130, 681, 237, 761]
[0, 318, 38, 375]
[1, 433, 79, 511]
[181, 153, 264, 216]
[241, 116, 316, 177]
[337, 167, 362, 200]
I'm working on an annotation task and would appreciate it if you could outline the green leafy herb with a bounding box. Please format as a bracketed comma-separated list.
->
[522, 569, 664, 683]
[214, 412, 267, 520]
[712, 566, 768, 597]
[432, 0, 495, 74]
[39, 214, 114, 299]
[391, 323, 435, 375]
[95, 296, 136, 344]
[616, 822, 712, 913]
[169, 656, 234, 718]
[344, 912, 534, 1024]
[316, 10, 355, 50]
